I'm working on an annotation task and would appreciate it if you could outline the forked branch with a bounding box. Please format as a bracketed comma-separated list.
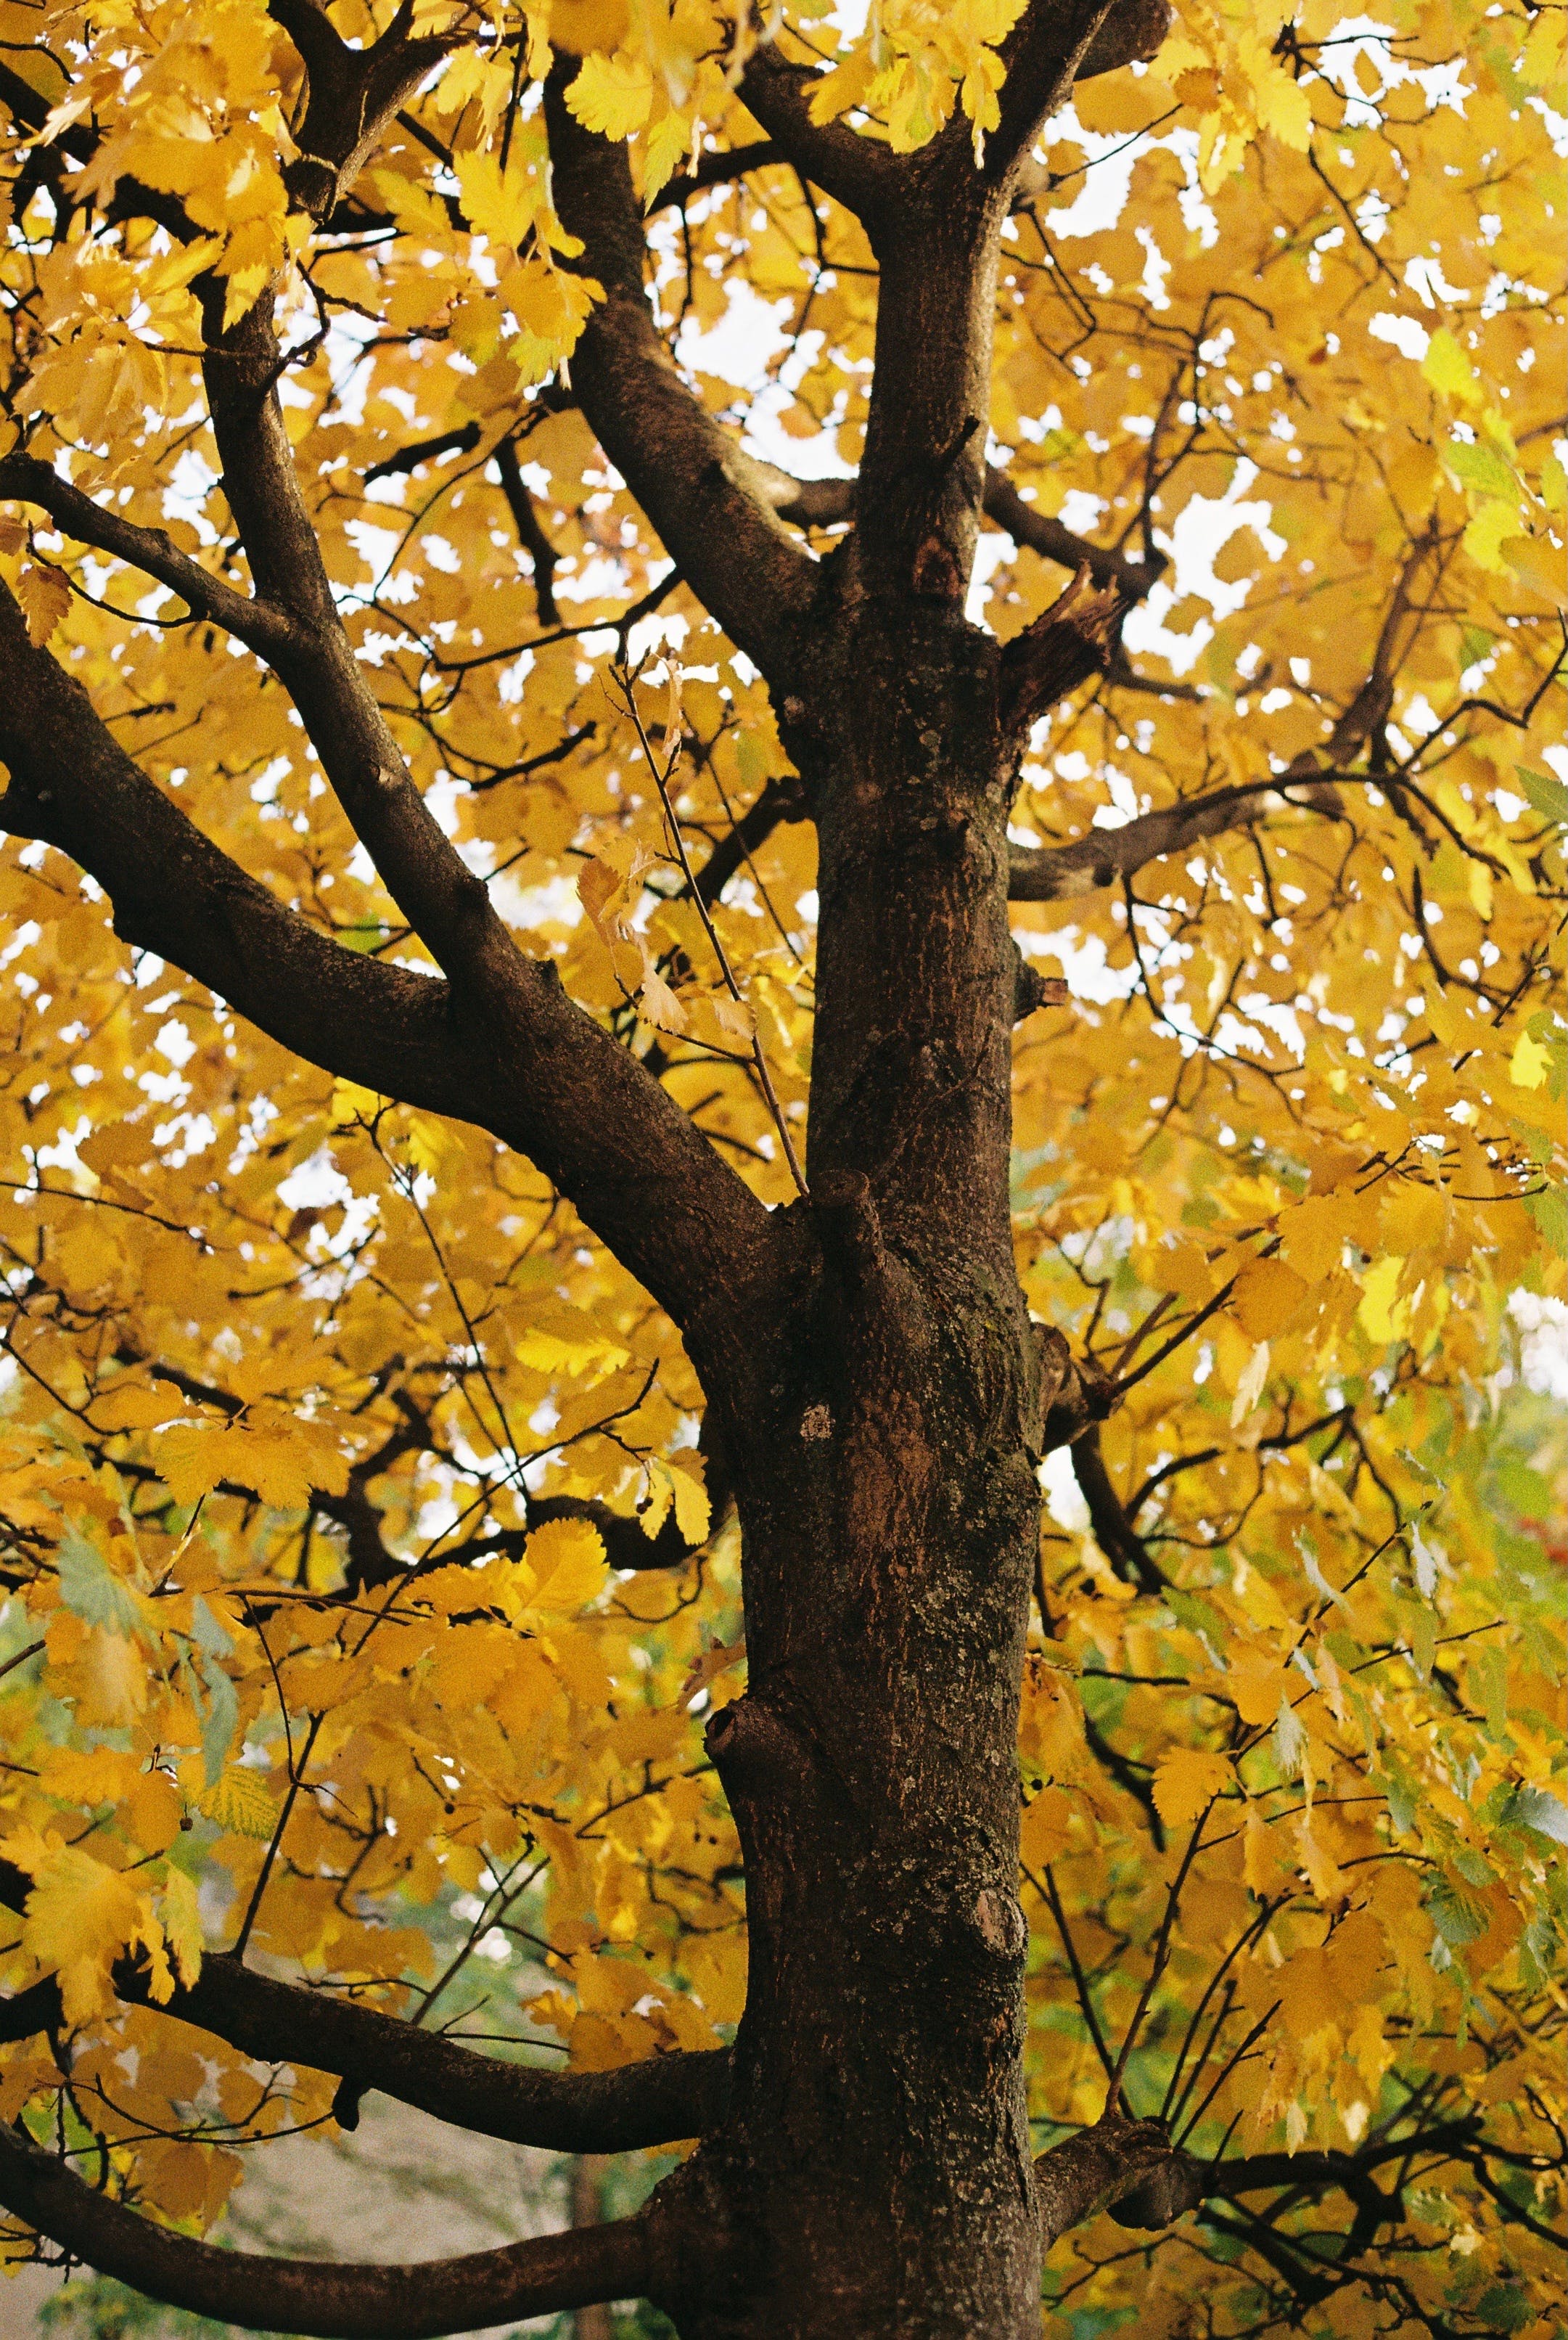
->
[268, 0, 463, 224]
[0, 581, 779, 1346]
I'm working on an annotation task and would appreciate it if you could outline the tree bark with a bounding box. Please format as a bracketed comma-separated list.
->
[635, 155, 1074, 2336]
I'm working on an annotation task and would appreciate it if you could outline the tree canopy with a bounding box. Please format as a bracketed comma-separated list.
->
[0, 0, 1564, 2335]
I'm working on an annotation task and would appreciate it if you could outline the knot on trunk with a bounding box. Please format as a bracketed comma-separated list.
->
[971, 1885, 1028, 1960]
[705, 1696, 813, 1796]
[810, 1168, 932, 1366]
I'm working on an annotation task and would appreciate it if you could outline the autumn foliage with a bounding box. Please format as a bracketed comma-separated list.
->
[0, 0, 1564, 2334]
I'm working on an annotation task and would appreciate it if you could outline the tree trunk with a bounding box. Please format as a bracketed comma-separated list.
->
[647, 592, 1052, 2333]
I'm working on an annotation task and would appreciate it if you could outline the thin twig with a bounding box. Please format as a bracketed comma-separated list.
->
[612, 666, 808, 1198]
[1025, 1861, 1128, 2108]
[229, 1712, 324, 1962]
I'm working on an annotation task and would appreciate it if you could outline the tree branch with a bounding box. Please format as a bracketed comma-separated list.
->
[495, 436, 560, 627]
[0, 581, 781, 1348]
[752, 459, 1163, 597]
[201, 286, 518, 991]
[0, 2119, 652, 2339]
[982, 468, 1164, 594]
[1000, 564, 1128, 741]
[544, 65, 818, 687]
[987, 0, 1168, 187]
[1035, 2111, 1498, 2262]
[0, 454, 295, 657]
[0, 1861, 729, 2153]
[1071, 1425, 1167, 1593]
[655, 139, 784, 213]
[1008, 780, 1326, 901]
[1074, 0, 1175, 80]
[1035, 2115, 1187, 2249]
[733, 45, 903, 224]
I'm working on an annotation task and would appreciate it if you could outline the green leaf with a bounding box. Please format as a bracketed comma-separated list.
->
[197, 1656, 239, 1789]
[1516, 766, 1568, 827]
[1474, 2286, 1533, 2334]
[1165, 1589, 1231, 1649]
[1508, 1786, 1568, 1846]
[1426, 1874, 1489, 1947]
[1471, 1642, 1509, 1738]
[179, 1641, 239, 1791]
[1421, 327, 1482, 406]
[1378, 1756, 1419, 1836]
[1445, 438, 1519, 502]
[1524, 1183, 1567, 1255]
[56, 1527, 144, 1637]
[336, 921, 394, 954]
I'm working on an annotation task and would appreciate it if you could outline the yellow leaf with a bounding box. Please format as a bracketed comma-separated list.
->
[1152, 1746, 1234, 1827]
[1500, 534, 1566, 606]
[565, 49, 653, 141]
[1463, 499, 1515, 573]
[330, 1079, 387, 1127]
[1277, 1193, 1362, 1282]
[710, 994, 756, 1042]
[1357, 1255, 1410, 1345]
[4, 1836, 154, 2026]
[1231, 1258, 1310, 1341]
[642, 107, 691, 206]
[679, 1632, 746, 1702]
[525, 1516, 608, 1611]
[669, 1456, 710, 1545]
[1228, 1648, 1291, 1727]
[551, 0, 631, 54]
[1229, 1339, 1271, 1428]
[153, 1416, 346, 1510]
[807, 54, 874, 126]
[17, 561, 71, 647]
[1253, 62, 1313, 148]
[1421, 327, 1482, 406]
[78, 1627, 149, 1726]
[198, 1767, 280, 1839]
[1509, 1029, 1547, 1088]
[639, 961, 689, 1034]
[1021, 1785, 1075, 1868]
[91, 1379, 188, 1432]
[456, 150, 536, 248]
[128, 1769, 184, 1856]
[1244, 1804, 1292, 1893]
[1296, 1815, 1346, 1905]
[1379, 1179, 1447, 1253]
[158, 1866, 202, 1994]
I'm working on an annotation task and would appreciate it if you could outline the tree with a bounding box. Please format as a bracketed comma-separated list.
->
[0, 0, 1563, 2333]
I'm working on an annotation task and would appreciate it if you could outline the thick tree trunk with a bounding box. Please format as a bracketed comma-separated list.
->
[647, 591, 1052, 2333]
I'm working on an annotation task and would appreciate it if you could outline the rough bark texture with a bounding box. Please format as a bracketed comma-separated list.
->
[604, 44, 1127, 2333]
[647, 602, 1050, 2333]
